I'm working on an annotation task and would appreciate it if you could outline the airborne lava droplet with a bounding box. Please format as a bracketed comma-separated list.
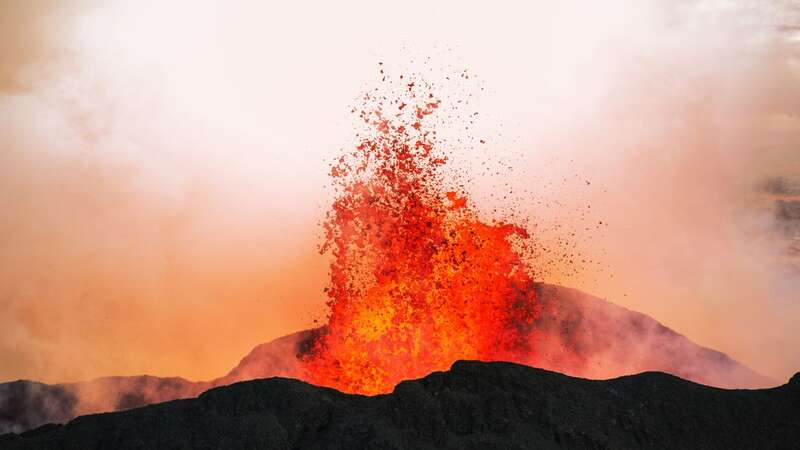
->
[300, 76, 541, 395]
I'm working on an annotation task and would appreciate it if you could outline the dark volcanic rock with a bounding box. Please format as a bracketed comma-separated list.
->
[0, 376, 208, 436]
[0, 283, 775, 435]
[0, 382, 76, 435]
[225, 284, 774, 389]
[2, 361, 798, 450]
[531, 284, 774, 388]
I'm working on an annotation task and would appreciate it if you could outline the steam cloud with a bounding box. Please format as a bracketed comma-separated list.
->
[0, 0, 798, 393]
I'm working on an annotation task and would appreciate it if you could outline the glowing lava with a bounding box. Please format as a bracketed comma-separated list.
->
[301, 79, 539, 395]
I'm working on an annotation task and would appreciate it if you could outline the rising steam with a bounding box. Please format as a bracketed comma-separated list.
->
[0, 0, 798, 390]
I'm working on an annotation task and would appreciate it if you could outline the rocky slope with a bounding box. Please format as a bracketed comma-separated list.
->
[2, 361, 798, 450]
[0, 283, 774, 434]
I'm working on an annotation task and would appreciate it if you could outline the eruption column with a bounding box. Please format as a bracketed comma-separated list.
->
[301, 80, 540, 395]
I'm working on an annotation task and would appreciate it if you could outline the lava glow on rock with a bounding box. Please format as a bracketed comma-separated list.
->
[300, 78, 541, 395]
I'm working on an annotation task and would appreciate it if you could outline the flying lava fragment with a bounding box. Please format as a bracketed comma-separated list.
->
[300, 78, 541, 395]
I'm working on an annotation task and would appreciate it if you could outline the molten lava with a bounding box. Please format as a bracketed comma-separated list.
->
[301, 80, 540, 395]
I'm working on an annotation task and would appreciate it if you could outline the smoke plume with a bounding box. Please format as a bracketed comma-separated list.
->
[0, 0, 798, 388]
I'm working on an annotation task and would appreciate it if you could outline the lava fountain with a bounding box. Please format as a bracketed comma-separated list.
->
[300, 78, 541, 394]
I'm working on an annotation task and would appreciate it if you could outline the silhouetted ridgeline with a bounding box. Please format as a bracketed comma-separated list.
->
[0, 284, 775, 435]
[2, 361, 799, 450]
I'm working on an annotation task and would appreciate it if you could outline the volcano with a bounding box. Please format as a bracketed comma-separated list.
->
[3, 361, 798, 450]
[0, 78, 779, 436]
[0, 283, 773, 435]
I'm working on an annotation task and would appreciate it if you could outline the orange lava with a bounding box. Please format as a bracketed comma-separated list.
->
[301, 81, 539, 395]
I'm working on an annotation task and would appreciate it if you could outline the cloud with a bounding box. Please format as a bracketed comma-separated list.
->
[0, 0, 798, 384]
[0, 0, 97, 93]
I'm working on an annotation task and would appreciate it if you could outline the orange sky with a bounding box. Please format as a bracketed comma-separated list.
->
[1, 0, 799, 383]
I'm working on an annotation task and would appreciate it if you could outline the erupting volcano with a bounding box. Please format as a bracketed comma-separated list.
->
[300, 79, 543, 394]
[4, 1, 800, 446]
[0, 73, 782, 439]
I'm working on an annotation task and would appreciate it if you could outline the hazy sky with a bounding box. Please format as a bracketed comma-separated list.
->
[1, 0, 799, 383]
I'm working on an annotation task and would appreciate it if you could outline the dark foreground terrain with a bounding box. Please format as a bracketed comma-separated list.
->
[1, 361, 797, 450]
[0, 283, 774, 435]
